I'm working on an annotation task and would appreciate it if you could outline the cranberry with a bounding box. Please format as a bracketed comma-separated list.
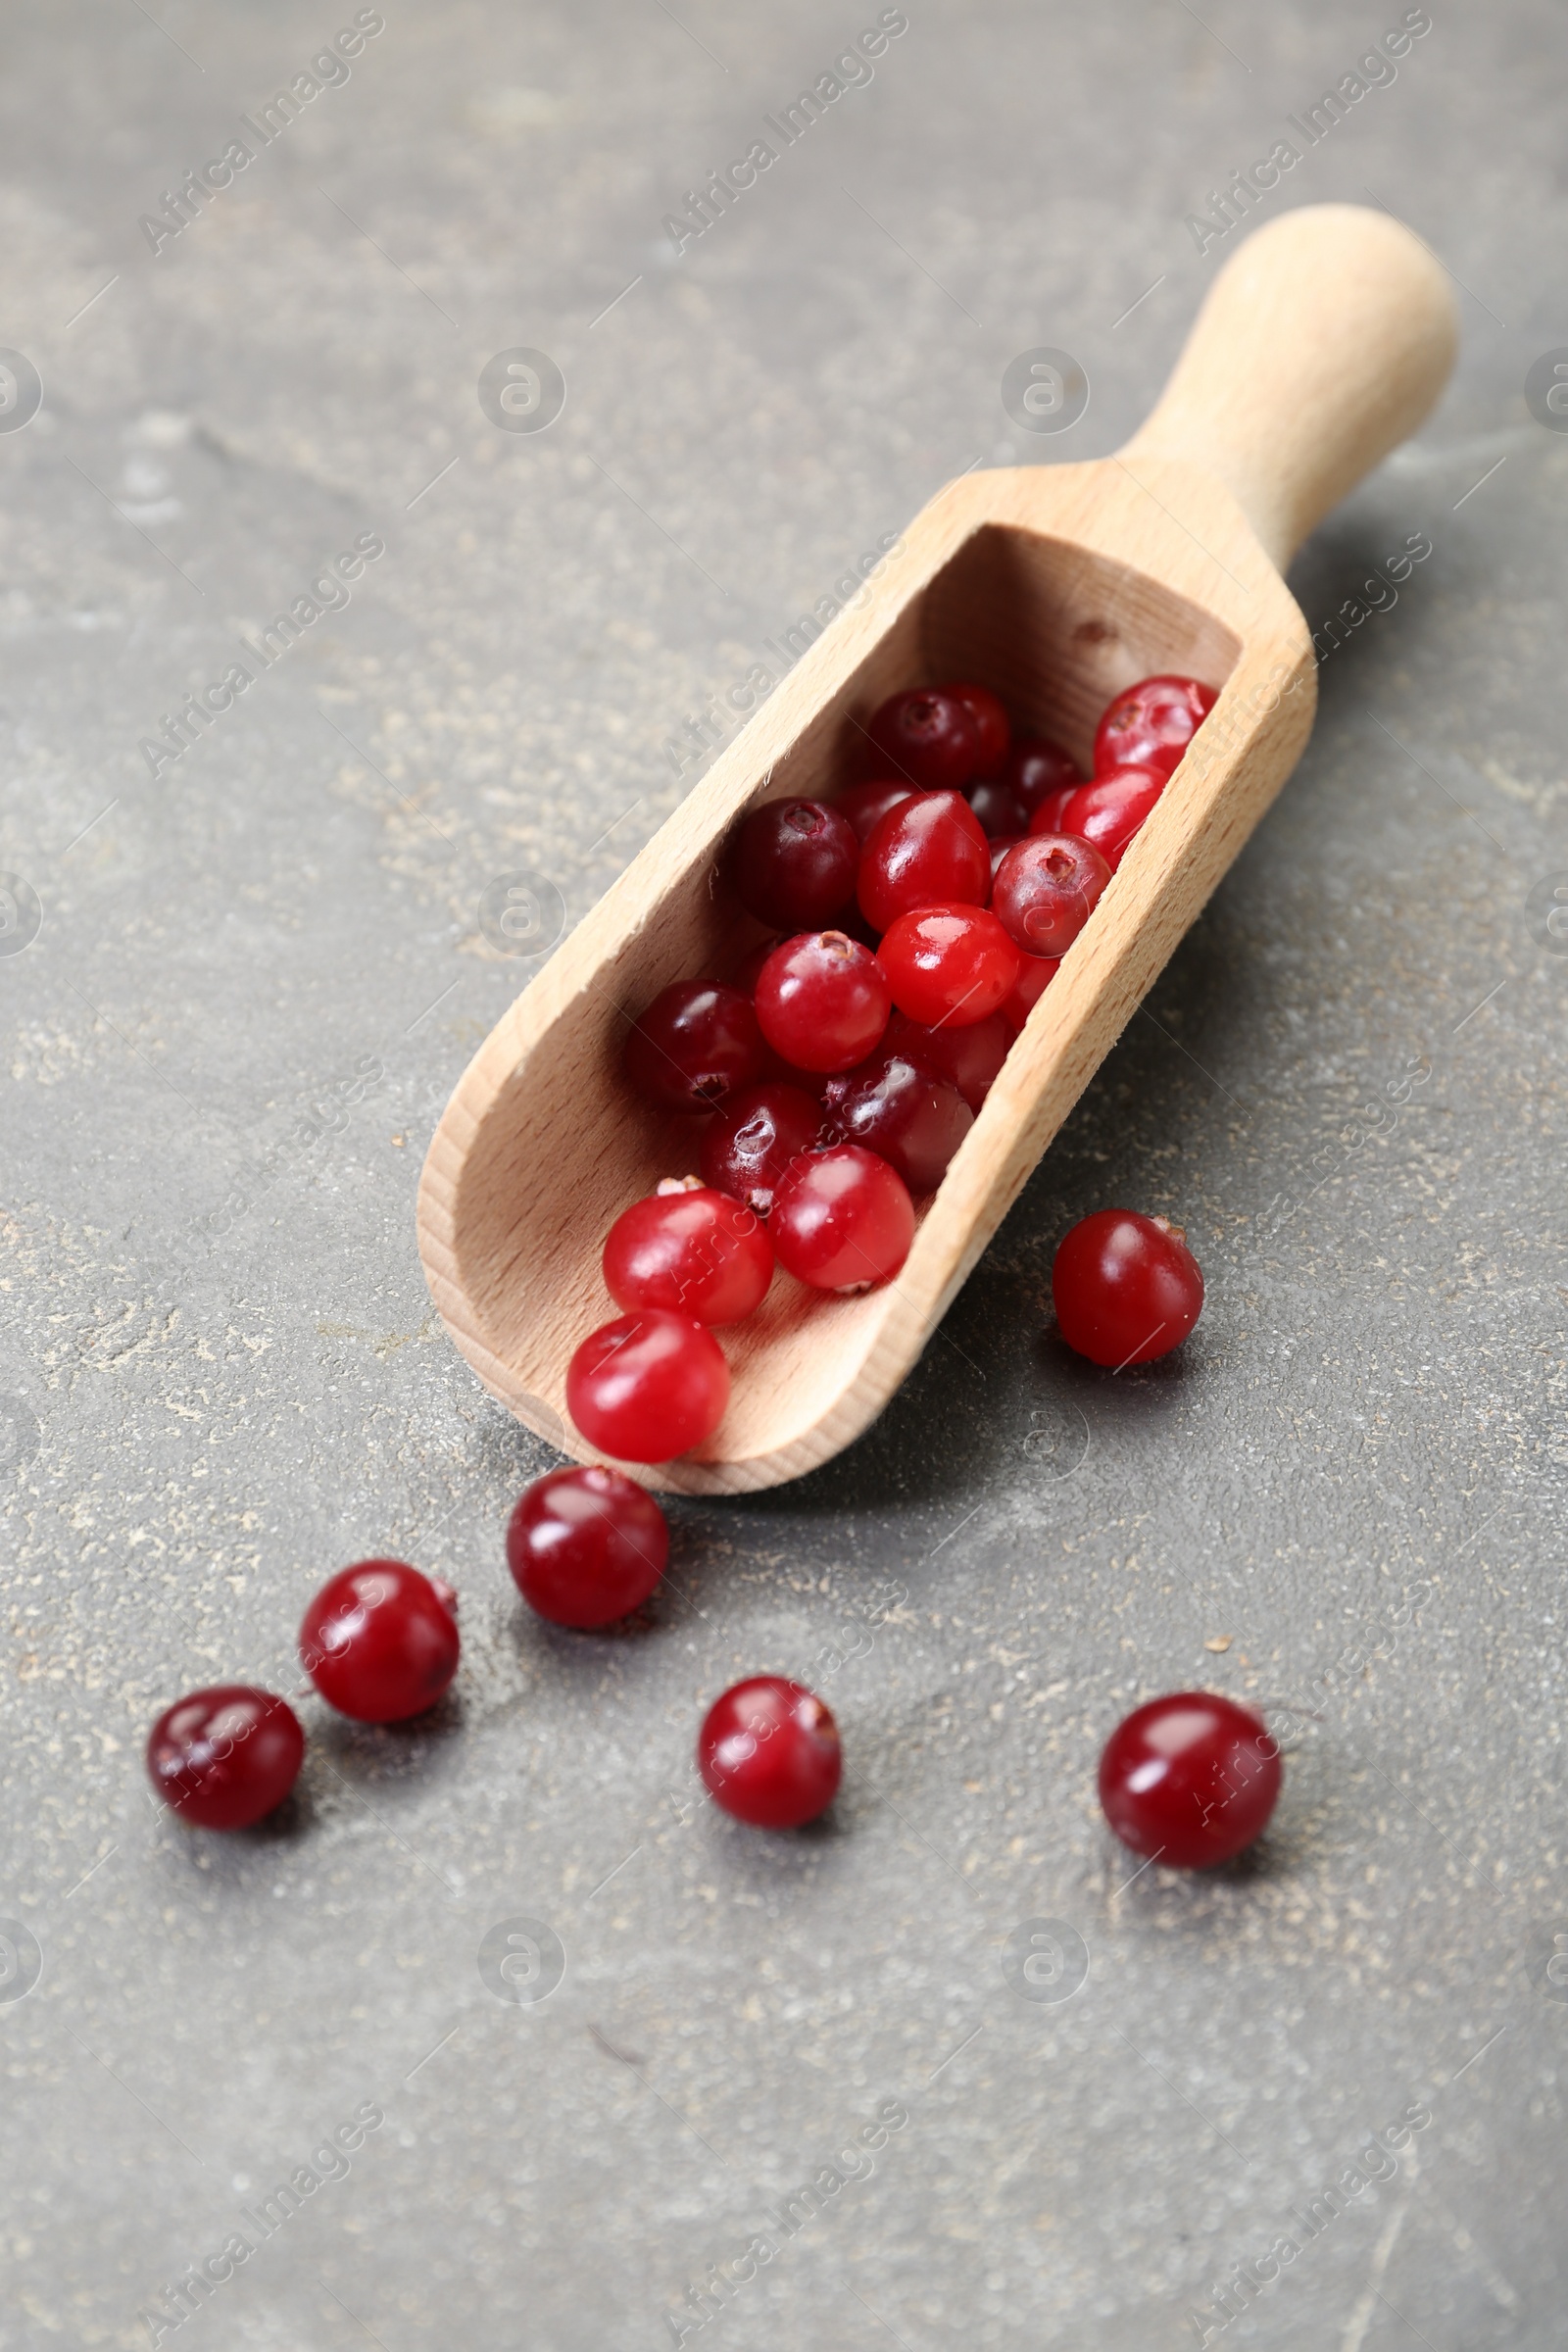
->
[1052, 1209, 1204, 1367]
[1027, 781, 1080, 836]
[603, 1177, 773, 1325]
[567, 1309, 729, 1461]
[1004, 736, 1080, 817]
[507, 1465, 667, 1629]
[300, 1560, 461, 1724]
[1000, 953, 1060, 1033]
[1094, 674, 1216, 779]
[877, 904, 1019, 1029]
[624, 981, 767, 1114]
[838, 779, 918, 844]
[858, 791, 991, 933]
[884, 1007, 1010, 1108]
[729, 798, 858, 931]
[966, 778, 1028, 839]
[865, 687, 980, 791]
[1099, 1692, 1281, 1868]
[147, 1686, 305, 1830]
[939, 681, 1010, 774]
[698, 1676, 842, 1828]
[820, 1052, 973, 1195]
[700, 1080, 822, 1215]
[992, 834, 1110, 958]
[1060, 766, 1166, 871]
[770, 1145, 914, 1292]
[755, 931, 890, 1074]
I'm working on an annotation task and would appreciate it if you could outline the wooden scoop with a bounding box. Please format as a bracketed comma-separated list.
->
[417, 203, 1456, 1494]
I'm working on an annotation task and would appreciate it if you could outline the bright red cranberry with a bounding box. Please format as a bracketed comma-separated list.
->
[1099, 1692, 1281, 1867]
[1060, 766, 1166, 870]
[1000, 953, 1060, 1033]
[992, 834, 1110, 958]
[858, 791, 990, 932]
[884, 1007, 1010, 1108]
[700, 1080, 822, 1214]
[1004, 737, 1080, 817]
[567, 1309, 729, 1461]
[698, 1676, 842, 1828]
[1052, 1209, 1204, 1367]
[770, 1145, 914, 1292]
[624, 981, 767, 1113]
[507, 1466, 667, 1629]
[603, 1177, 773, 1326]
[877, 904, 1019, 1029]
[940, 681, 1010, 774]
[820, 1052, 972, 1195]
[838, 779, 918, 844]
[147, 1686, 304, 1830]
[1094, 674, 1216, 779]
[729, 798, 858, 931]
[300, 1561, 461, 1724]
[754, 931, 890, 1074]
[865, 687, 980, 791]
[967, 778, 1028, 839]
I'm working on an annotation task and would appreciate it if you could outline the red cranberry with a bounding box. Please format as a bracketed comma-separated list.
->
[729, 798, 858, 931]
[877, 904, 1019, 1029]
[1027, 781, 1080, 836]
[1094, 674, 1216, 779]
[146, 1686, 304, 1830]
[966, 778, 1028, 839]
[698, 1676, 842, 1828]
[1004, 737, 1080, 817]
[838, 779, 918, 844]
[865, 687, 980, 790]
[624, 981, 767, 1114]
[507, 1466, 667, 1629]
[1000, 953, 1060, 1033]
[884, 1007, 1010, 1109]
[755, 931, 890, 1074]
[858, 791, 991, 933]
[770, 1145, 914, 1292]
[820, 1052, 973, 1195]
[603, 1178, 773, 1326]
[700, 1080, 822, 1215]
[567, 1309, 729, 1461]
[1099, 1692, 1281, 1868]
[939, 681, 1010, 774]
[992, 834, 1110, 958]
[1060, 766, 1166, 871]
[300, 1561, 461, 1724]
[1052, 1209, 1203, 1367]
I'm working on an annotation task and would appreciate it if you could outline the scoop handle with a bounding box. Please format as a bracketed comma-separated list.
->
[1118, 202, 1458, 570]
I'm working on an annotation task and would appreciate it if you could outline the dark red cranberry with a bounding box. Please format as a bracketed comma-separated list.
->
[730, 936, 781, 994]
[300, 1561, 461, 1724]
[820, 1052, 972, 1195]
[884, 1007, 1010, 1108]
[754, 931, 890, 1074]
[838, 779, 918, 844]
[1004, 737, 1080, 817]
[1052, 1209, 1203, 1367]
[770, 1145, 914, 1292]
[729, 799, 858, 930]
[1094, 674, 1216, 779]
[877, 905, 1019, 1029]
[698, 1676, 842, 1828]
[939, 681, 1010, 774]
[858, 791, 991, 933]
[1060, 766, 1166, 870]
[507, 1466, 667, 1629]
[624, 982, 767, 1113]
[147, 1686, 304, 1830]
[603, 1178, 773, 1325]
[966, 778, 1028, 839]
[700, 1080, 822, 1215]
[1100, 1692, 1280, 1867]
[992, 834, 1110, 958]
[865, 687, 980, 790]
[566, 1309, 729, 1462]
[1000, 954, 1060, 1033]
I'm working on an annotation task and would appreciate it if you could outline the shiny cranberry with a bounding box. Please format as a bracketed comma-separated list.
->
[567, 1309, 729, 1461]
[1094, 674, 1216, 779]
[1099, 1692, 1281, 1867]
[729, 798, 858, 930]
[839, 779, 918, 844]
[865, 687, 980, 790]
[877, 904, 1019, 1029]
[940, 681, 1010, 774]
[992, 834, 1110, 958]
[147, 1686, 305, 1830]
[603, 1177, 773, 1325]
[967, 778, 1028, 839]
[1052, 1209, 1204, 1367]
[755, 931, 890, 1074]
[770, 1145, 914, 1292]
[858, 791, 990, 933]
[507, 1466, 667, 1629]
[1004, 736, 1080, 817]
[820, 1052, 972, 1195]
[700, 1080, 822, 1214]
[1060, 766, 1166, 870]
[300, 1561, 460, 1724]
[624, 981, 767, 1113]
[699, 1676, 842, 1828]
[884, 1007, 1010, 1108]
[1000, 953, 1060, 1033]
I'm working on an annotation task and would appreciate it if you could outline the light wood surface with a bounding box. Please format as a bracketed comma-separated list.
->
[417, 204, 1457, 1494]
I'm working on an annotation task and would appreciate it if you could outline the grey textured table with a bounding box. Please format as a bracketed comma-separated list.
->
[2, 3, 1564, 2347]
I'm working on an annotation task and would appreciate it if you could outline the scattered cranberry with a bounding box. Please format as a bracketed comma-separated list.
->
[729, 799, 858, 931]
[770, 1145, 914, 1292]
[698, 1676, 842, 1828]
[858, 791, 991, 933]
[838, 779, 918, 844]
[877, 904, 1020, 1029]
[940, 681, 1010, 774]
[1060, 766, 1166, 871]
[624, 981, 767, 1114]
[966, 778, 1028, 839]
[700, 1080, 822, 1215]
[1052, 1209, 1204, 1367]
[300, 1561, 461, 1724]
[1000, 953, 1060, 1033]
[754, 931, 890, 1074]
[567, 1309, 729, 1461]
[603, 1178, 773, 1325]
[884, 1007, 1010, 1108]
[992, 834, 1110, 958]
[820, 1051, 973, 1195]
[865, 687, 980, 791]
[1099, 1692, 1281, 1867]
[147, 1686, 305, 1830]
[1094, 674, 1216, 779]
[507, 1466, 667, 1629]
[1004, 737, 1080, 818]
